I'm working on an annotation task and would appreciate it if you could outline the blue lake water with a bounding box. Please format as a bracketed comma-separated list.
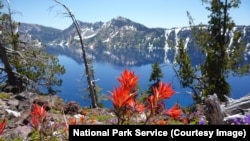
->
[55, 55, 250, 108]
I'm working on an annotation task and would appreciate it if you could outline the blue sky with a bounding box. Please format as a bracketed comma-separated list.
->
[5, 0, 250, 30]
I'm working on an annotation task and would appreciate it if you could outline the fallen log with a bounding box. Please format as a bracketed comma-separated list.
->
[203, 93, 250, 125]
[220, 93, 250, 124]
[221, 93, 250, 116]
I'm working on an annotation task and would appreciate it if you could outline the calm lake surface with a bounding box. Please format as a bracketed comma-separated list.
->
[55, 55, 250, 108]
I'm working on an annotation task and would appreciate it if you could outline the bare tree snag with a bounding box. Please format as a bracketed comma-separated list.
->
[204, 94, 225, 124]
[53, 0, 98, 108]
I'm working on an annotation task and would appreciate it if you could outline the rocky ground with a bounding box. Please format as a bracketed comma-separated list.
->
[0, 91, 117, 140]
[0, 91, 250, 140]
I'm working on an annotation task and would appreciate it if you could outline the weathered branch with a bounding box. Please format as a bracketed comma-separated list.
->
[221, 94, 250, 116]
[5, 47, 26, 60]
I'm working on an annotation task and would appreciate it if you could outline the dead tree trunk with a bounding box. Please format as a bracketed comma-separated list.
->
[53, 0, 98, 108]
[204, 94, 225, 124]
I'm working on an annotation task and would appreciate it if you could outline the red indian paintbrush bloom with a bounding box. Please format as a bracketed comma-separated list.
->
[0, 118, 6, 135]
[110, 86, 136, 109]
[30, 104, 47, 126]
[135, 102, 145, 113]
[147, 95, 165, 115]
[68, 117, 77, 125]
[117, 69, 138, 91]
[165, 103, 182, 119]
[126, 100, 146, 113]
[147, 82, 175, 115]
[152, 82, 175, 101]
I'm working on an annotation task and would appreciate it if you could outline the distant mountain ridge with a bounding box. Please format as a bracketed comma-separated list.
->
[18, 16, 250, 66]
[19, 16, 250, 48]
[19, 16, 166, 48]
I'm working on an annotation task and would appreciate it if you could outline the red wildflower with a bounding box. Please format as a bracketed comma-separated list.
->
[147, 95, 156, 114]
[31, 104, 47, 118]
[152, 82, 175, 101]
[147, 82, 175, 115]
[117, 69, 138, 91]
[68, 117, 77, 125]
[110, 86, 136, 109]
[30, 104, 47, 126]
[31, 117, 40, 127]
[79, 116, 86, 124]
[0, 119, 6, 135]
[147, 95, 165, 115]
[157, 119, 167, 125]
[127, 100, 145, 113]
[165, 103, 182, 119]
[134, 101, 146, 113]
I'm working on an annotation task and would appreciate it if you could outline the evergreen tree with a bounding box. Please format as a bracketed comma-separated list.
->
[149, 62, 163, 85]
[0, 0, 23, 91]
[149, 62, 164, 96]
[0, 0, 65, 93]
[175, 39, 201, 102]
[176, 0, 250, 102]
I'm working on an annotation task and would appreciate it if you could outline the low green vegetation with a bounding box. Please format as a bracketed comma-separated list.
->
[0, 92, 10, 99]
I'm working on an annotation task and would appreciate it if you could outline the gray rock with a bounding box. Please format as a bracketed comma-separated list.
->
[18, 100, 31, 111]
[64, 101, 81, 115]
[11, 125, 32, 140]
[7, 99, 19, 106]
[0, 99, 7, 108]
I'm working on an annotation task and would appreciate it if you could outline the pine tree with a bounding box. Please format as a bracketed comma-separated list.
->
[149, 62, 163, 85]
[176, 0, 250, 102]
[148, 62, 164, 96]
[0, 0, 65, 93]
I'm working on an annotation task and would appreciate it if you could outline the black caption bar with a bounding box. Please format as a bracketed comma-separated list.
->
[69, 125, 250, 140]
